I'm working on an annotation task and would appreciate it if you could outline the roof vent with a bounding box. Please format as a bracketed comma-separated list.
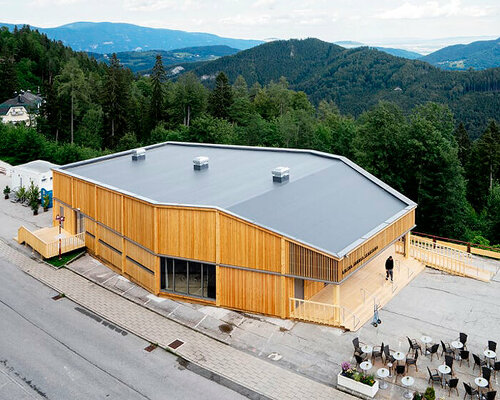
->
[193, 156, 209, 170]
[272, 166, 289, 183]
[132, 147, 146, 161]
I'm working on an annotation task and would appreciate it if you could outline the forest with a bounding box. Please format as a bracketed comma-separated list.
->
[0, 26, 499, 246]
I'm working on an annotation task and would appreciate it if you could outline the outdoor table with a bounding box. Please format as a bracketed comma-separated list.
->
[377, 368, 389, 390]
[386, 362, 393, 377]
[361, 345, 373, 355]
[421, 336, 432, 355]
[401, 376, 415, 399]
[484, 350, 496, 366]
[360, 361, 373, 375]
[393, 351, 405, 365]
[451, 340, 463, 360]
[475, 377, 488, 393]
[438, 364, 451, 386]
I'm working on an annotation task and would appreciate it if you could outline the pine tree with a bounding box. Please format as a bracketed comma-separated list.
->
[454, 122, 471, 167]
[208, 72, 233, 119]
[150, 54, 165, 126]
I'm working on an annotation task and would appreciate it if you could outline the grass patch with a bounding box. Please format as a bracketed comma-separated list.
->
[46, 249, 85, 268]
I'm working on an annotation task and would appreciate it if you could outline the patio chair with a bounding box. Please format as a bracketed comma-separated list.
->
[488, 341, 497, 354]
[441, 340, 454, 357]
[483, 391, 496, 400]
[473, 353, 488, 372]
[493, 361, 500, 379]
[383, 345, 396, 365]
[354, 354, 365, 367]
[394, 364, 405, 382]
[406, 350, 418, 372]
[459, 332, 468, 349]
[427, 366, 441, 387]
[463, 383, 478, 400]
[445, 355, 454, 375]
[407, 336, 422, 355]
[446, 378, 459, 397]
[352, 338, 368, 360]
[371, 342, 384, 364]
[428, 343, 440, 361]
[482, 367, 492, 389]
[460, 350, 470, 367]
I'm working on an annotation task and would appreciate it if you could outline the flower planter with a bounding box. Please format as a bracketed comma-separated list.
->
[337, 372, 379, 398]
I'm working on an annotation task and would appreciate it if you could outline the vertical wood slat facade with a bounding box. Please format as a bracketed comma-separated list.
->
[52, 170, 415, 320]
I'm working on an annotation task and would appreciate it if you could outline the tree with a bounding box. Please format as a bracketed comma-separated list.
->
[54, 58, 89, 143]
[174, 73, 206, 127]
[484, 183, 500, 244]
[0, 54, 17, 101]
[150, 54, 165, 125]
[454, 122, 471, 167]
[208, 72, 233, 119]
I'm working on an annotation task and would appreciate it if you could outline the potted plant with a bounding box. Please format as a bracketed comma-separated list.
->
[42, 194, 50, 212]
[3, 185, 10, 199]
[30, 197, 39, 215]
[337, 362, 379, 398]
[15, 186, 26, 203]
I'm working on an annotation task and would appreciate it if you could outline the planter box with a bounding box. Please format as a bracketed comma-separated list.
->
[337, 372, 379, 398]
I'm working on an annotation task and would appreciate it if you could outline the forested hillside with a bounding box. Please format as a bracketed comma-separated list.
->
[0, 27, 499, 246]
[185, 38, 500, 138]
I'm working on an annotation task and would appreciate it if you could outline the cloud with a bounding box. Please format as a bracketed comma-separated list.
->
[252, 0, 277, 7]
[31, 0, 82, 5]
[375, 0, 490, 19]
[124, 0, 193, 11]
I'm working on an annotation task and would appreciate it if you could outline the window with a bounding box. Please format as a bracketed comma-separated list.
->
[160, 256, 216, 301]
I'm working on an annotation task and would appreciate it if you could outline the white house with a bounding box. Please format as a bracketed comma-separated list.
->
[11, 160, 59, 195]
[0, 91, 43, 126]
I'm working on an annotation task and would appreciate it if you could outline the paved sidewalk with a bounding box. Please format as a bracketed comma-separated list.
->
[0, 239, 353, 400]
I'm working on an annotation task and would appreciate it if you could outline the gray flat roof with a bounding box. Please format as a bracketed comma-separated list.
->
[59, 142, 416, 258]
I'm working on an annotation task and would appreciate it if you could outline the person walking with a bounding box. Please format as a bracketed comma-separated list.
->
[385, 256, 394, 281]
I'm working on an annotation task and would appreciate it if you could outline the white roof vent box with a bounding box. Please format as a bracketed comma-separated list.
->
[272, 166, 290, 183]
[132, 148, 146, 161]
[193, 156, 209, 170]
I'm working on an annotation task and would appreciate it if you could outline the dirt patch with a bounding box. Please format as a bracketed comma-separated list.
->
[218, 323, 233, 334]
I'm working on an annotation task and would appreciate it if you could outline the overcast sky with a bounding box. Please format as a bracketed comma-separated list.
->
[2, 0, 499, 47]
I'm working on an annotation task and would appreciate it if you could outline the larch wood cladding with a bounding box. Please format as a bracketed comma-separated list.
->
[53, 171, 72, 205]
[73, 180, 96, 219]
[338, 210, 415, 281]
[157, 207, 216, 262]
[125, 240, 158, 273]
[219, 213, 282, 273]
[289, 243, 339, 281]
[123, 197, 154, 249]
[96, 187, 122, 233]
[304, 280, 326, 300]
[97, 224, 123, 252]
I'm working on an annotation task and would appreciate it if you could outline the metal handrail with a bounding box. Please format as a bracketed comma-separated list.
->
[413, 231, 500, 253]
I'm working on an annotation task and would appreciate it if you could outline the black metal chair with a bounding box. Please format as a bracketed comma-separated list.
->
[406, 350, 418, 372]
[427, 366, 441, 387]
[352, 338, 368, 360]
[441, 340, 454, 357]
[464, 383, 478, 400]
[473, 353, 488, 372]
[445, 354, 454, 375]
[459, 332, 468, 348]
[446, 378, 459, 397]
[383, 345, 396, 365]
[488, 341, 497, 352]
[428, 343, 440, 361]
[482, 366, 492, 389]
[460, 350, 470, 367]
[407, 336, 422, 355]
[372, 342, 384, 364]
[354, 354, 365, 367]
[395, 364, 405, 382]
[493, 361, 500, 379]
[482, 391, 496, 400]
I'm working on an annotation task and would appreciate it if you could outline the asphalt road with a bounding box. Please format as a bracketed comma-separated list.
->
[0, 257, 245, 400]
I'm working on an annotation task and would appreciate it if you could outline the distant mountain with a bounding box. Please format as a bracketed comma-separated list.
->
[334, 41, 422, 59]
[419, 37, 500, 70]
[184, 38, 499, 137]
[89, 45, 240, 73]
[0, 21, 262, 53]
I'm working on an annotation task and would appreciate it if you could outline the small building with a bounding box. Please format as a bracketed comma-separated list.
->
[0, 90, 42, 126]
[11, 160, 59, 197]
[49, 142, 419, 329]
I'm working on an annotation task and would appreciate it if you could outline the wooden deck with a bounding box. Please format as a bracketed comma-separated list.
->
[18, 226, 85, 259]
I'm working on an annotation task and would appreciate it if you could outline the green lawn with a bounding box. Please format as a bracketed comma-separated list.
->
[45, 249, 85, 268]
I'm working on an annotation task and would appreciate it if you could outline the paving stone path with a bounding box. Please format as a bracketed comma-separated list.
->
[0, 239, 354, 400]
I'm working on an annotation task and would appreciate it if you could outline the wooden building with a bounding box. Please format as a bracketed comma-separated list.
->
[51, 142, 417, 329]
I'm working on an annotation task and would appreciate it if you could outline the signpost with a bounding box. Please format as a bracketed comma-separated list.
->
[55, 214, 65, 260]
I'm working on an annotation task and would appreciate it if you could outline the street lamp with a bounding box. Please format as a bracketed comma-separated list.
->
[55, 214, 65, 260]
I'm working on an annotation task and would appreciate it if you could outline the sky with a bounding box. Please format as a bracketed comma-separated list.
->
[1, 0, 499, 51]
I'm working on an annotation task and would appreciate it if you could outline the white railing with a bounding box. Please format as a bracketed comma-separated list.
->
[289, 297, 360, 330]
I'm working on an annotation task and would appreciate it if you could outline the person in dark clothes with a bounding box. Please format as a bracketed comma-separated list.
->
[385, 256, 394, 281]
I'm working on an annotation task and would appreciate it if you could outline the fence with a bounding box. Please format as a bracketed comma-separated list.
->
[18, 226, 85, 259]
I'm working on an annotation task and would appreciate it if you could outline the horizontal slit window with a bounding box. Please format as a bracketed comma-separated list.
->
[126, 256, 154, 275]
[98, 239, 122, 255]
[85, 231, 95, 238]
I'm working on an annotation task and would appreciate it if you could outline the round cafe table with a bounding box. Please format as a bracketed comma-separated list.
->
[475, 377, 488, 393]
[377, 368, 389, 390]
[484, 350, 496, 366]
[360, 361, 373, 375]
[438, 364, 451, 386]
[361, 345, 373, 355]
[393, 351, 405, 365]
[421, 336, 432, 355]
[451, 340, 463, 360]
[401, 376, 415, 399]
